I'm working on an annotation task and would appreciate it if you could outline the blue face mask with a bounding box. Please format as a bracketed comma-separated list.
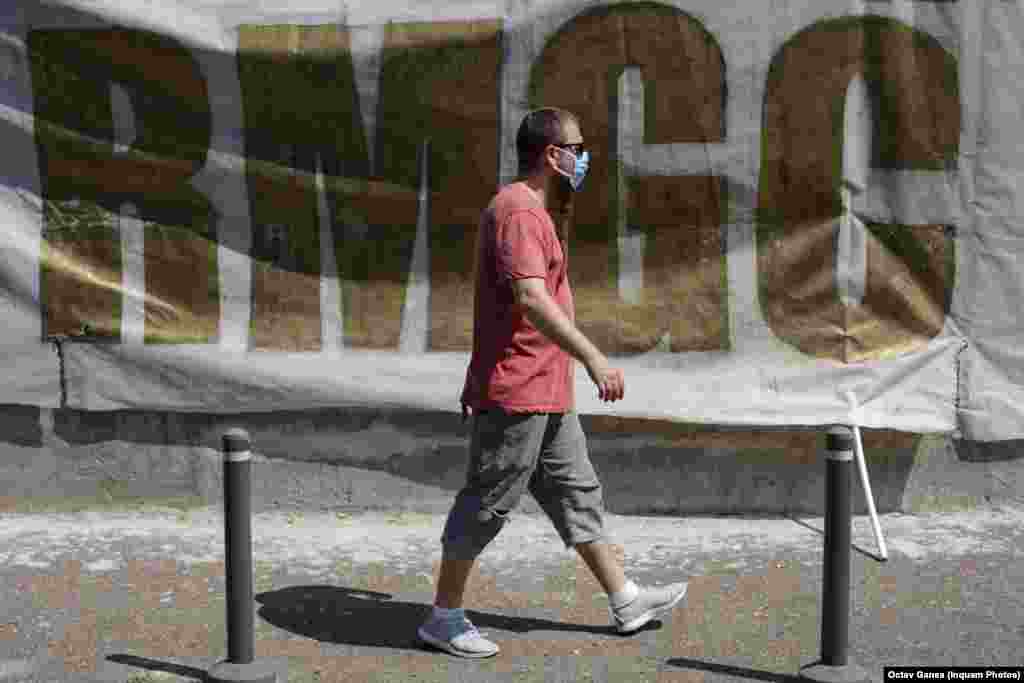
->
[556, 148, 590, 191]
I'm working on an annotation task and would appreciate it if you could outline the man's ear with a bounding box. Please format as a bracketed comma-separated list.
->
[543, 144, 557, 172]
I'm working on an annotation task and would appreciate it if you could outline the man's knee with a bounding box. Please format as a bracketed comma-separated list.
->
[441, 496, 510, 559]
[541, 483, 606, 548]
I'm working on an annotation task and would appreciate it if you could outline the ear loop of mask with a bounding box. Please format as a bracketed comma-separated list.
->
[552, 146, 575, 180]
[555, 146, 588, 191]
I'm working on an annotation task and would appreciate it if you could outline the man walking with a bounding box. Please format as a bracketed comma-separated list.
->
[417, 108, 688, 658]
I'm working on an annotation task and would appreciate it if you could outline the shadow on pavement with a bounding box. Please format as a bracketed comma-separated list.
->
[106, 653, 206, 681]
[785, 514, 889, 563]
[255, 585, 655, 651]
[665, 656, 805, 683]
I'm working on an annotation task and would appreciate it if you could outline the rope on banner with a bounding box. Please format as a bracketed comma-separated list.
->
[844, 391, 888, 562]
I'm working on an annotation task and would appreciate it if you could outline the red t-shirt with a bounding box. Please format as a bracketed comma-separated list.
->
[460, 181, 575, 413]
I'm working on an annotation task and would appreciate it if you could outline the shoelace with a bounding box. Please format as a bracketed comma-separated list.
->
[456, 618, 490, 639]
[612, 595, 639, 612]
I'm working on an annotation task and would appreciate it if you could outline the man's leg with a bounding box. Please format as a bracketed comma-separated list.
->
[434, 553, 476, 609]
[575, 525, 690, 637]
[528, 413, 628, 595]
[431, 497, 508, 610]
[432, 410, 544, 609]
[531, 412, 689, 633]
[419, 411, 547, 657]
[574, 539, 626, 596]
[421, 498, 507, 657]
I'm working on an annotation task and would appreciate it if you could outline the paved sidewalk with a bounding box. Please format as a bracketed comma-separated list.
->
[0, 501, 1022, 682]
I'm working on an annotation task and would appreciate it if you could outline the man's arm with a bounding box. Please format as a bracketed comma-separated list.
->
[512, 277, 624, 402]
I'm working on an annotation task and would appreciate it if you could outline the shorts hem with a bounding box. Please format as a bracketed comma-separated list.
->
[563, 533, 605, 550]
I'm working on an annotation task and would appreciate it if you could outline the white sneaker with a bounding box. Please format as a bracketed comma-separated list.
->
[417, 614, 500, 658]
[610, 582, 688, 634]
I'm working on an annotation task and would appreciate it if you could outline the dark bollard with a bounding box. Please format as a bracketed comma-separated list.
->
[206, 429, 279, 683]
[799, 426, 870, 683]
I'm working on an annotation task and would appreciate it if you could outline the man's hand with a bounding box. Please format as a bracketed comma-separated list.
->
[584, 353, 625, 403]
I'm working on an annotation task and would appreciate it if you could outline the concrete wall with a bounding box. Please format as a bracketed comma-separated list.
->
[1, 404, 1022, 516]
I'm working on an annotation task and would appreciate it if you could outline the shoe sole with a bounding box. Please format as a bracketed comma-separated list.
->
[614, 585, 688, 634]
[417, 626, 500, 658]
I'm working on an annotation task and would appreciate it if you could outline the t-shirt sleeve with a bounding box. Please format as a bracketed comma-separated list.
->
[495, 210, 550, 283]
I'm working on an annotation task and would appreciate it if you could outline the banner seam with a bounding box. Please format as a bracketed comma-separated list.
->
[954, 338, 969, 440]
[45, 335, 67, 409]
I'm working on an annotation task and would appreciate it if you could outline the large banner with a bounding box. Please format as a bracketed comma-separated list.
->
[1, 1, 1021, 439]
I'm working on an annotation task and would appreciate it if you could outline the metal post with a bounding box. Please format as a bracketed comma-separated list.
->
[224, 428, 255, 664]
[206, 429, 279, 683]
[799, 426, 870, 683]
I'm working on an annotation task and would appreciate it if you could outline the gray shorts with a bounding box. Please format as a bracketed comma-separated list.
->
[441, 409, 606, 559]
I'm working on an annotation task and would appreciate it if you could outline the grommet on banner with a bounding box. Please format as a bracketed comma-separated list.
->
[206, 428, 280, 683]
